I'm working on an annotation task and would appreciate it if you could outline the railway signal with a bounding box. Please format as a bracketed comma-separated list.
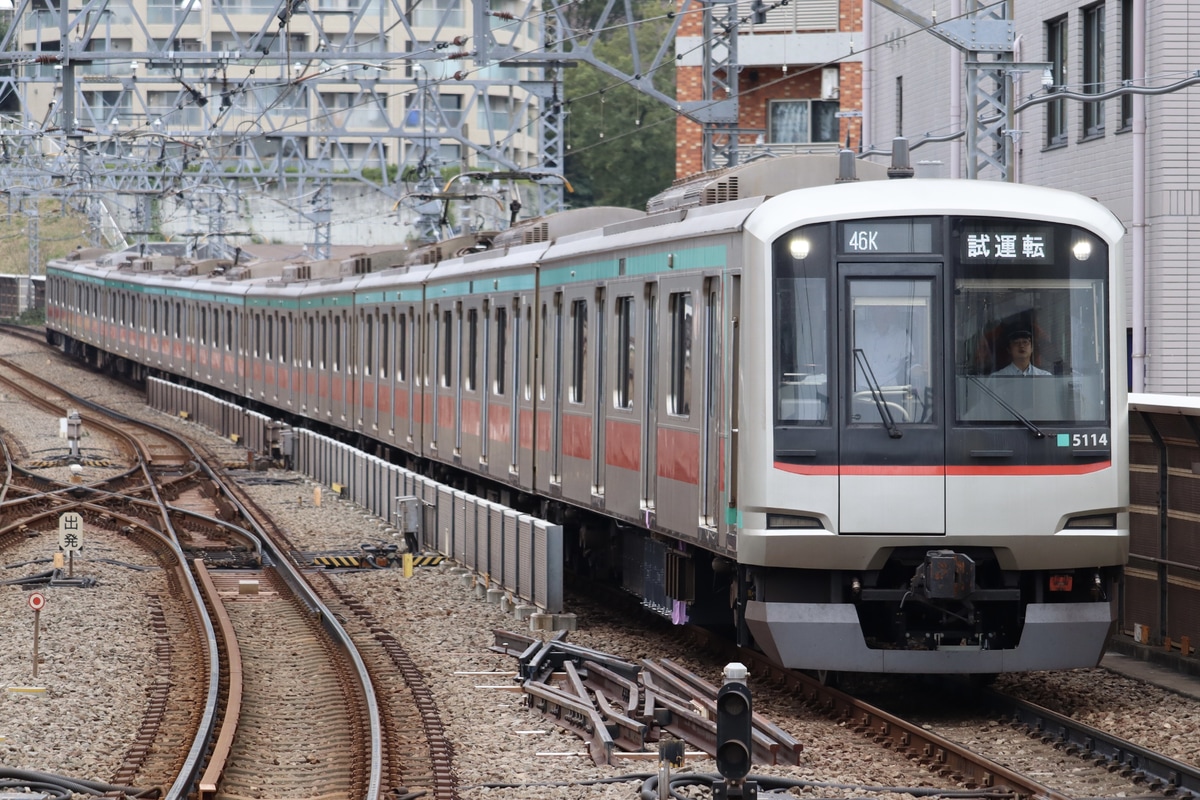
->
[714, 662, 757, 799]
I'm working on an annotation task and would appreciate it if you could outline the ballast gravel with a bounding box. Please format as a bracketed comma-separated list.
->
[1, 332, 1198, 800]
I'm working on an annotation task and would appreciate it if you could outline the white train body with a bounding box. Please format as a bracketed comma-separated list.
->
[45, 155, 1128, 674]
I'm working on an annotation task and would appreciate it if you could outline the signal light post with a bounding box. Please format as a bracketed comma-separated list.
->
[714, 662, 757, 800]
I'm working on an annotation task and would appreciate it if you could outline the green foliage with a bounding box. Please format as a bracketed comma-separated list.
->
[0, 202, 90, 275]
[563, 9, 676, 211]
[361, 164, 401, 183]
[15, 307, 45, 326]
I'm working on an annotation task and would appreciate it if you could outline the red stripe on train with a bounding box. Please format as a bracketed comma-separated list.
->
[773, 462, 1112, 476]
[658, 428, 699, 484]
[605, 418, 641, 472]
[562, 413, 591, 460]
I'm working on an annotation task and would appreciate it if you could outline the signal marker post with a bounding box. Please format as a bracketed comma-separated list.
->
[28, 592, 46, 677]
[58, 511, 84, 578]
[713, 662, 757, 800]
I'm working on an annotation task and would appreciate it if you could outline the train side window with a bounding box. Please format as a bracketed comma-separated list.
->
[334, 315, 343, 373]
[668, 291, 692, 417]
[539, 303, 548, 401]
[362, 313, 372, 376]
[615, 296, 635, 409]
[495, 305, 507, 396]
[466, 307, 478, 391]
[380, 314, 389, 379]
[440, 308, 453, 387]
[320, 317, 328, 369]
[524, 306, 533, 400]
[569, 298, 587, 404]
[306, 317, 314, 367]
[397, 312, 407, 382]
[200, 307, 208, 346]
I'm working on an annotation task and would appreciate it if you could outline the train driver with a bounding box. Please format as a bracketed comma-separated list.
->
[992, 330, 1050, 377]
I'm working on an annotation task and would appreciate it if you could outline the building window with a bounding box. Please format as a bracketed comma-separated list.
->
[768, 99, 840, 144]
[1120, 0, 1133, 129]
[1046, 16, 1068, 146]
[1083, 3, 1105, 137]
[410, 0, 464, 27]
[477, 95, 513, 131]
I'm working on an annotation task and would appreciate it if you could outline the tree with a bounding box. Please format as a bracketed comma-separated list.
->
[563, 11, 676, 211]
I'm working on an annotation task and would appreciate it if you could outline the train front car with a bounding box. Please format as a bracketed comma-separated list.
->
[739, 179, 1128, 674]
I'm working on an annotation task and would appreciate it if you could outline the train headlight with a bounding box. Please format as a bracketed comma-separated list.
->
[788, 237, 811, 260]
[1072, 239, 1093, 261]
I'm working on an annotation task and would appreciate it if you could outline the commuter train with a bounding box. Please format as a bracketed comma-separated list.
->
[43, 153, 1129, 674]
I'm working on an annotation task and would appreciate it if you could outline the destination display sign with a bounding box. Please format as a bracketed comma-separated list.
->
[959, 222, 1054, 265]
[840, 220, 935, 254]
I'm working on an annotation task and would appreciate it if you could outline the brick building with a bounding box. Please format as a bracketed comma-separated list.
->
[674, 0, 863, 178]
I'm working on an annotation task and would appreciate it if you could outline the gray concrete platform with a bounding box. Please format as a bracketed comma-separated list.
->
[1101, 634, 1200, 700]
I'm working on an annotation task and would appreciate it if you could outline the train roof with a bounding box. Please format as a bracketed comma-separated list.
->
[646, 153, 890, 214]
[746, 178, 1126, 244]
[47, 155, 1123, 293]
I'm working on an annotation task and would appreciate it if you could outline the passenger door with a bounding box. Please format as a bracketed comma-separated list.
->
[838, 267, 945, 534]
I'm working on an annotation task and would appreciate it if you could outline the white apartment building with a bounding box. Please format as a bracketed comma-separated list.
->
[9, 0, 540, 228]
[864, 1, 1197, 394]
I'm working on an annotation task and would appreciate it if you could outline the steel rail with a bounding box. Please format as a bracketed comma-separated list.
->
[982, 688, 1200, 800]
[199, 456, 383, 800]
[191, 559, 245, 800]
[0, 355, 222, 800]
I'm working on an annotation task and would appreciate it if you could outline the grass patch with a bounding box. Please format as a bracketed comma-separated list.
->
[0, 203, 92, 275]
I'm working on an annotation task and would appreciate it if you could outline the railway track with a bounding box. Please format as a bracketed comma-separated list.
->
[503, 584, 1199, 800]
[217, 460, 459, 800]
[0, 357, 388, 800]
[5, 325, 1196, 800]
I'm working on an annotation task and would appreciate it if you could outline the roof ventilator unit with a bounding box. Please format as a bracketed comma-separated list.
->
[523, 222, 550, 244]
[282, 264, 311, 282]
[703, 176, 740, 206]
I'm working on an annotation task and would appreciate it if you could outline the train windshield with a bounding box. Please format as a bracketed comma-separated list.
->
[953, 221, 1109, 425]
[773, 216, 1109, 433]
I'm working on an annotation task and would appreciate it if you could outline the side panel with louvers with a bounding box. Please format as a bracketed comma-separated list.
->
[737, 0, 838, 30]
